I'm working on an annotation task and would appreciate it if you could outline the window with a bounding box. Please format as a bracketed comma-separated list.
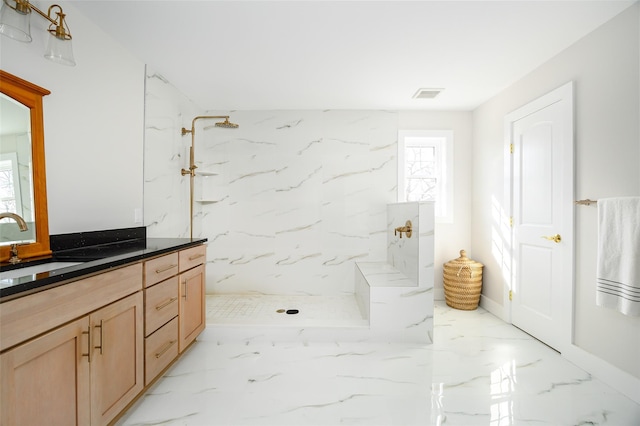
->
[398, 130, 453, 222]
[0, 152, 23, 221]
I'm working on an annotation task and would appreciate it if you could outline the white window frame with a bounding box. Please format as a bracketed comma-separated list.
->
[398, 130, 453, 223]
[0, 152, 23, 217]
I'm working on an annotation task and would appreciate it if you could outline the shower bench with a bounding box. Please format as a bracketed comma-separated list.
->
[354, 261, 433, 344]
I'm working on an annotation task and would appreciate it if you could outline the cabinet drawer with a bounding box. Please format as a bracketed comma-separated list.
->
[145, 316, 178, 385]
[179, 245, 206, 272]
[145, 277, 178, 336]
[144, 253, 179, 288]
[1, 264, 142, 352]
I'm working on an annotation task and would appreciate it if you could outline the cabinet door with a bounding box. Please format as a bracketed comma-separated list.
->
[0, 316, 91, 425]
[179, 264, 205, 352]
[90, 291, 143, 426]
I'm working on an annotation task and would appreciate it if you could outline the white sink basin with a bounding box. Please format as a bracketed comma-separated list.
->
[0, 262, 82, 280]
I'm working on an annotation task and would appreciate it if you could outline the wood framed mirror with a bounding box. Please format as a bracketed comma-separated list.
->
[0, 70, 51, 262]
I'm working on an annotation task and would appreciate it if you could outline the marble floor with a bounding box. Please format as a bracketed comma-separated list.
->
[117, 301, 640, 425]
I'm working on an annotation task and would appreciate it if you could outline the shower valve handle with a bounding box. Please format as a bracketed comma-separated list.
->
[181, 164, 198, 176]
[394, 220, 413, 238]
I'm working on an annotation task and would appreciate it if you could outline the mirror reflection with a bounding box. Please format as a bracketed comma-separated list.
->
[0, 70, 51, 262]
[0, 93, 36, 245]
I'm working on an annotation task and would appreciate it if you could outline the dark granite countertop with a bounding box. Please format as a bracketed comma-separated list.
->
[0, 227, 207, 302]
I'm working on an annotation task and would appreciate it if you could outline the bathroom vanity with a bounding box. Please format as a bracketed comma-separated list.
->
[0, 230, 207, 425]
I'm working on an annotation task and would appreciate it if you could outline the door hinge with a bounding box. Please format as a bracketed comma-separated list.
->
[509, 290, 513, 301]
[509, 217, 513, 227]
[510, 143, 514, 154]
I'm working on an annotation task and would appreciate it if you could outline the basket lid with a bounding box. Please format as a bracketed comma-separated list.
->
[444, 250, 484, 269]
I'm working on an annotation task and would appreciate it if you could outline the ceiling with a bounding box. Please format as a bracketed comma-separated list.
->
[70, 0, 637, 111]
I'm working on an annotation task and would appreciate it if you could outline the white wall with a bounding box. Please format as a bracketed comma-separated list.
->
[0, 2, 145, 234]
[472, 4, 639, 381]
[398, 111, 473, 299]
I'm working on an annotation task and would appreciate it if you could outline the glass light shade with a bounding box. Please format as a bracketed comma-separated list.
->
[0, 1, 32, 42]
[44, 33, 75, 66]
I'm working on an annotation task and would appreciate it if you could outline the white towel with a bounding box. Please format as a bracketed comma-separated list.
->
[596, 196, 640, 316]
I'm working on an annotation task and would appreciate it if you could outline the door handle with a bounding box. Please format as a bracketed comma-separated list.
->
[542, 234, 562, 243]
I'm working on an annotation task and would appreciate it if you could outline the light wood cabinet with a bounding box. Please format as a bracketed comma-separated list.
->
[145, 276, 179, 336]
[144, 252, 179, 288]
[0, 288, 143, 426]
[90, 292, 144, 425]
[179, 244, 206, 273]
[0, 264, 142, 352]
[143, 274, 179, 385]
[0, 316, 91, 425]
[179, 263, 205, 352]
[144, 316, 179, 383]
[142, 244, 206, 383]
[0, 243, 206, 425]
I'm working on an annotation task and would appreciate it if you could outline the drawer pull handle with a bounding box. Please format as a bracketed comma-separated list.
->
[81, 326, 91, 362]
[156, 297, 178, 311]
[188, 253, 205, 261]
[155, 264, 178, 274]
[155, 340, 177, 358]
[94, 320, 104, 355]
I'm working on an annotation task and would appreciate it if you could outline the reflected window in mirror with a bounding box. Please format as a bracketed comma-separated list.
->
[0, 70, 51, 262]
[1, 95, 35, 244]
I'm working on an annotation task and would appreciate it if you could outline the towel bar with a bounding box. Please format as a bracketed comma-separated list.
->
[575, 199, 597, 206]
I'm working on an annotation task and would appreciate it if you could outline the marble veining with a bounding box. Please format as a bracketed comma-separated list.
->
[116, 301, 640, 425]
[144, 82, 399, 296]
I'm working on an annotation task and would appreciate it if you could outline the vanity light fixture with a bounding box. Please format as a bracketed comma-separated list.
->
[0, 0, 75, 66]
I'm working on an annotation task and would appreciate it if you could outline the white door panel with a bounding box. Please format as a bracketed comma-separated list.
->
[519, 244, 553, 318]
[507, 82, 574, 353]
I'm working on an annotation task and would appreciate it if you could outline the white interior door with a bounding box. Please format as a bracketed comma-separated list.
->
[507, 82, 574, 352]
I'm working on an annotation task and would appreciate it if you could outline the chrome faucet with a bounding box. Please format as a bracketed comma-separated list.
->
[1, 212, 28, 264]
[0, 212, 28, 231]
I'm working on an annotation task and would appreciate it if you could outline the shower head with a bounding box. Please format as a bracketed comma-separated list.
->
[215, 117, 239, 129]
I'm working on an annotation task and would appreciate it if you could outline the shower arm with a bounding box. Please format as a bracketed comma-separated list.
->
[180, 115, 231, 177]
[180, 115, 234, 240]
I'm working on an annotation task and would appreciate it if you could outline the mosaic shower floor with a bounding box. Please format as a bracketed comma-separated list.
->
[206, 293, 368, 327]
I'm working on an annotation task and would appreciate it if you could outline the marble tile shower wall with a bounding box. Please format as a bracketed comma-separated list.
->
[386, 202, 419, 282]
[200, 111, 399, 296]
[144, 70, 401, 297]
[144, 68, 202, 238]
[386, 202, 435, 288]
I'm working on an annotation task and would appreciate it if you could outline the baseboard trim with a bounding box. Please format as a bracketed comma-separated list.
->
[479, 294, 508, 321]
[563, 344, 640, 405]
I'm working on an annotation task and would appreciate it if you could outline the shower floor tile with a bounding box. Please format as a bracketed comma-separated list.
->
[206, 293, 367, 327]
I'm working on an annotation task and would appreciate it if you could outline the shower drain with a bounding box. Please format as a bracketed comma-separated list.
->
[276, 309, 299, 315]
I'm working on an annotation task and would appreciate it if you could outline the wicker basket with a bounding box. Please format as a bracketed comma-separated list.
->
[443, 250, 484, 310]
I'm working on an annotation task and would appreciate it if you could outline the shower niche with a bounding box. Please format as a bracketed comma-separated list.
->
[194, 174, 225, 204]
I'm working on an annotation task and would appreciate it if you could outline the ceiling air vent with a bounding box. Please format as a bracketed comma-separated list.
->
[413, 88, 443, 99]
